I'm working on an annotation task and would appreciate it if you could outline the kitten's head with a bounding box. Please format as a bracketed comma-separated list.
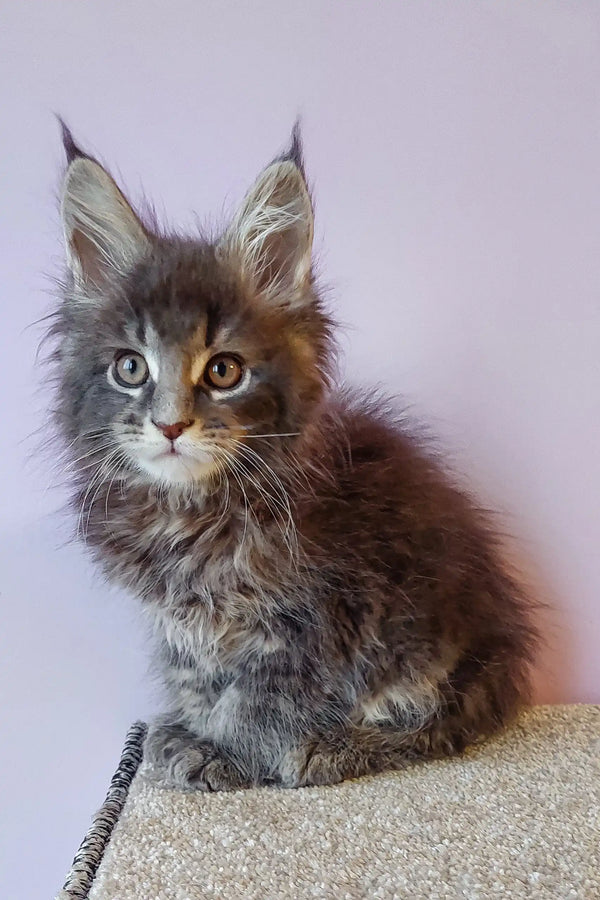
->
[52, 123, 332, 492]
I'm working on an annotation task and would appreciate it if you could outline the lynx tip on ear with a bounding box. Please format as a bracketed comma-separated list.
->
[56, 116, 86, 165]
[284, 118, 304, 172]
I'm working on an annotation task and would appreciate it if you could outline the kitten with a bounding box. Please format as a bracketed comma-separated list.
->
[49, 122, 539, 790]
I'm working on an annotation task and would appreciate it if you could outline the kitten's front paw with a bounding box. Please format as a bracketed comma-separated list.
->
[145, 720, 196, 768]
[145, 721, 249, 792]
[199, 756, 249, 792]
[279, 728, 391, 787]
[299, 744, 346, 787]
[279, 743, 345, 788]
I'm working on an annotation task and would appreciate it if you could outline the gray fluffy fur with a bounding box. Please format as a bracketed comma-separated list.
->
[48, 125, 539, 790]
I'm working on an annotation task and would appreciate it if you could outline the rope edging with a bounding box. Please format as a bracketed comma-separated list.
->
[56, 721, 147, 900]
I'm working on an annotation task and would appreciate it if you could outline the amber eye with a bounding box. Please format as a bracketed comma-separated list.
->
[204, 354, 244, 390]
[113, 351, 149, 387]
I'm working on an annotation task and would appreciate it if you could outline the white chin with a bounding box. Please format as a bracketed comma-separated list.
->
[137, 452, 217, 486]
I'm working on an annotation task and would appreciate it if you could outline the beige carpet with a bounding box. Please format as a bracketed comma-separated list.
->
[65, 706, 600, 899]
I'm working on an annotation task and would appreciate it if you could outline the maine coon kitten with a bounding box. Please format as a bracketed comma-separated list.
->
[50, 122, 539, 790]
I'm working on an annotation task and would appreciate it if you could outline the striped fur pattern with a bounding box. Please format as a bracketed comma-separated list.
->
[56, 722, 147, 900]
[48, 124, 540, 791]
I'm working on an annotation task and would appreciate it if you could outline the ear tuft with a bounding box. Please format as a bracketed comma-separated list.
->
[61, 151, 150, 286]
[281, 119, 304, 173]
[221, 134, 314, 305]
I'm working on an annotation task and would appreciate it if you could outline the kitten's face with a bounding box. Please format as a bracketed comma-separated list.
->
[56, 128, 331, 491]
[62, 245, 327, 488]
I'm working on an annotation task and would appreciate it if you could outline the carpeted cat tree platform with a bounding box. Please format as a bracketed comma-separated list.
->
[57, 706, 599, 899]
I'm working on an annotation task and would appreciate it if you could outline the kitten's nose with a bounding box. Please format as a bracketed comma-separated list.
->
[153, 420, 194, 441]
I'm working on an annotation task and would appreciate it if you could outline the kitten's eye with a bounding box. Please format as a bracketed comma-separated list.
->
[113, 351, 149, 387]
[204, 355, 244, 390]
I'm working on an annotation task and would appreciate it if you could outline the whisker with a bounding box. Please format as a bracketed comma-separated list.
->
[77, 447, 124, 541]
[216, 451, 250, 556]
[237, 430, 301, 439]
[63, 440, 123, 469]
[84, 448, 128, 539]
[104, 450, 130, 523]
[218, 441, 300, 566]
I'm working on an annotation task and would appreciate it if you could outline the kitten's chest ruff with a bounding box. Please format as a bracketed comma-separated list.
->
[101, 491, 281, 604]
[99, 492, 301, 670]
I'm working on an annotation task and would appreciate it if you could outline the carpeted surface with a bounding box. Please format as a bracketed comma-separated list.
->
[59, 706, 600, 899]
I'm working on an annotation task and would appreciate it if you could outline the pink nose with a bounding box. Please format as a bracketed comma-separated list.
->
[153, 420, 194, 441]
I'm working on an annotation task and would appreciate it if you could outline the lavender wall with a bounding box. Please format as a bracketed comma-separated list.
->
[1, 3, 599, 896]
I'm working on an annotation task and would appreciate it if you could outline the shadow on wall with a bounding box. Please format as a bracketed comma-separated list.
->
[506, 541, 572, 705]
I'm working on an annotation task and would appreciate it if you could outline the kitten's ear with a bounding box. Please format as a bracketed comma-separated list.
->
[59, 124, 150, 286]
[221, 128, 314, 305]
